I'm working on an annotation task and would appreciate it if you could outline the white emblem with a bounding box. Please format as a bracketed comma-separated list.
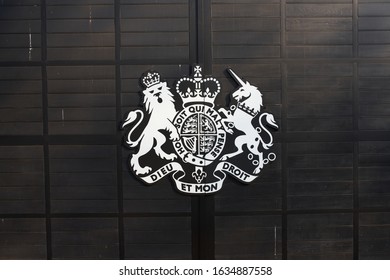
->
[122, 65, 278, 194]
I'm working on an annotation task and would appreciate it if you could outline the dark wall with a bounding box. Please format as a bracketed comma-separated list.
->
[0, 0, 389, 260]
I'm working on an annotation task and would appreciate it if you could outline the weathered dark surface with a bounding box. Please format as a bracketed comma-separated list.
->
[212, 0, 390, 260]
[0, 0, 389, 260]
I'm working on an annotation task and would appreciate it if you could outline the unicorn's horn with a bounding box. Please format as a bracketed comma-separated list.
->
[227, 68, 245, 86]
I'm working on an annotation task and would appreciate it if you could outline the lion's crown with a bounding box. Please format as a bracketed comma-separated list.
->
[142, 71, 160, 88]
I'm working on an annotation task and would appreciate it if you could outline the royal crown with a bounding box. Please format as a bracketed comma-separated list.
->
[141, 71, 161, 88]
[176, 65, 221, 107]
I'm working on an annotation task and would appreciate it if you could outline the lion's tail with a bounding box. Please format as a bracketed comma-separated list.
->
[122, 110, 144, 147]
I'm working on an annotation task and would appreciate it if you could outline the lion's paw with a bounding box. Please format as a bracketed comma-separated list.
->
[170, 131, 180, 141]
[164, 153, 177, 161]
[135, 166, 152, 175]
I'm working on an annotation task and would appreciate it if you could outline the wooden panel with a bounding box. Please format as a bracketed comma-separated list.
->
[212, 2, 280, 60]
[46, 1, 114, 61]
[287, 31, 352, 45]
[0, 1, 41, 62]
[51, 218, 118, 259]
[359, 63, 390, 132]
[287, 118, 353, 132]
[359, 31, 390, 44]
[213, 3, 280, 17]
[287, 0, 351, 2]
[286, 18, 352, 31]
[358, 2, 390, 58]
[0, 146, 45, 214]
[213, 18, 280, 32]
[47, 0, 113, 4]
[288, 104, 352, 118]
[124, 217, 191, 259]
[49, 145, 117, 213]
[121, 32, 188, 46]
[213, 0, 280, 3]
[287, 63, 353, 77]
[120, 4, 187, 18]
[359, 3, 390, 16]
[214, 46, 280, 59]
[286, 2, 352, 59]
[359, 46, 390, 58]
[214, 32, 280, 46]
[46, 19, 114, 33]
[286, 4, 352, 17]
[288, 213, 353, 259]
[0, 67, 42, 135]
[0, 0, 41, 5]
[47, 6, 114, 19]
[288, 142, 353, 210]
[287, 63, 353, 133]
[120, 19, 188, 32]
[0, 218, 46, 259]
[360, 213, 390, 259]
[121, 46, 188, 61]
[359, 17, 390, 30]
[286, 46, 352, 58]
[287, 65, 352, 86]
[359, 141, 390, 208]
[122, 0, 186, 3]
[0, 20, 40, 34]
[120, 2, 189, 62]
[47, 65, 116, 135]
[215, 215, 282, 259]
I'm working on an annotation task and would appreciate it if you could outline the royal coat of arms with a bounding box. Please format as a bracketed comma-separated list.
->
[122, 65, 278, 194]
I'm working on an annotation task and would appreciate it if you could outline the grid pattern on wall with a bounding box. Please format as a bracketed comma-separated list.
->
[212, 0, 390, 260]
[0, 0, 390, 260]
[0, 0, 192, 260]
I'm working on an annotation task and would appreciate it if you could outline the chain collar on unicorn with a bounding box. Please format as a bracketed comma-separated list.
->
[122, 65, 278, 195]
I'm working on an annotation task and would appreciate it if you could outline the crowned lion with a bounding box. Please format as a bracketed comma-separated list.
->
[122, 71, 179, 175]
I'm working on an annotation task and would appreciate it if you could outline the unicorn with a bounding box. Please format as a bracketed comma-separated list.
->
[219, 69, 278, 174]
